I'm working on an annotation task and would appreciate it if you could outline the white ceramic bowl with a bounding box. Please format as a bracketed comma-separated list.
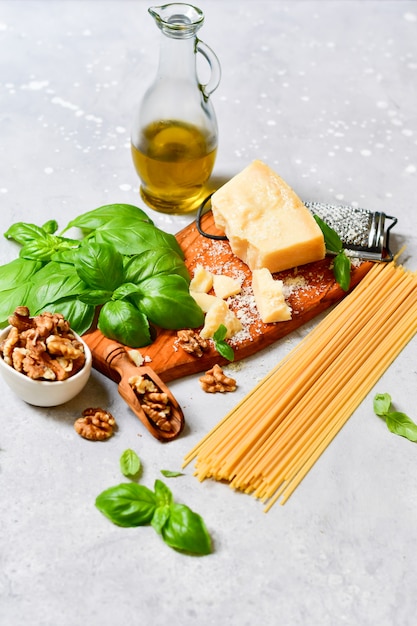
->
[0, 326, 92, 407]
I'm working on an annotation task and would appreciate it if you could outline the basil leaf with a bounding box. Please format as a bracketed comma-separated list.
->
[120, 449, 141, 479]
[111, 283, 141, 301]
[0, 283, 34, 327]
[133, 275, 204, 329]
[385, 411, 417, 442]
[0, 258, 43, 292]
[42, 219, 59, 235]
[373, 393, 392, 416]
[4, 222, 48, 245]
[213, 324, 227, 342]
[95, 483, 157, 527]
[333, 252, 351, 292]
[77, 289, 113, 306]
[154, 479, 173, 507]
[73, 242, 124, 291]
[25, 263, 87, 314]
[124, 249, 190, 284]
[160, 470, 184, 478]
[98, 300, 151, 347]
[313, 215, 343, 253]
[19, 235, 62, 261]
[215, 341, 235, 362]
[151, 505, 171, 535]
[161, 503, 212, 555]
[92, 220, 184, 258]
[63, 203, 152, 234]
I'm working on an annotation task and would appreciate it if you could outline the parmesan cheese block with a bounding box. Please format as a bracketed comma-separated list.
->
[212, 274, 242, 299]
[211, 160, 325, 273]
[252, 268, 292, 323]
[190, 291, 220, 313]
[189, 265, 213, 293]
[200, 299, 243, 339]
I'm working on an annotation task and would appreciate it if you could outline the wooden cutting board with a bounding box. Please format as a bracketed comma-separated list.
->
[83, 211, 373, 383]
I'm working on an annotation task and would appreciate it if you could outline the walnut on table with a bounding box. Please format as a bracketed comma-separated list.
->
[199, 364, 237, 393]
[177, 329, 209, 357]
[74, 407, 117, 441]
[129, 374, 173, 431]
[0, 306, 85, 381]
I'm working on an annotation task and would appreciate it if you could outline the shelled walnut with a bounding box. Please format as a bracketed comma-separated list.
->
[0, 306, 86, 381]
[199, 364, 237, 393]
[74, 407, 116, 441]
[177, 329, 209, 357]
[129, 374, 173, 431]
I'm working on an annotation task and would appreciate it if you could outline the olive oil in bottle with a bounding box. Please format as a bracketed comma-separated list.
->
[131, 120, 217, 214]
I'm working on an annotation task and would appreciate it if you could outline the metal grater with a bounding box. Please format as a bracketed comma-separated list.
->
[304, 202, 397, 262]
[196, 194, 398, 263]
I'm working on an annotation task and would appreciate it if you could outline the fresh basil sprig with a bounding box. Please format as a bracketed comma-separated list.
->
[1, 204, 204, 345]
[373, 393, 417, 442]
[213, 324, 235, 361]
[313, 215, 351, 291]
[95, 450, 212, 556]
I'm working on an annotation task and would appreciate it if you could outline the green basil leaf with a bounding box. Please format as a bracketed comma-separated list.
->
[124, 249, 190, 284]
[154, 479, 173, 507]
[133, 275, 204, 329]
[25, 263, 87, 314]
[333, 252, 351, 291]
[4, 222, 48, 245]
[120, 449, 141, 479]
[313, 215, 343, 253]
[0, 258, 43, 292]
[19, 235, 61, 261]
[160, 469, 184, 478]
[161, 503, 212, 555]
[77, 289, 113, 306]
[385, 411, 417, 442]
[215, 341, 235, 362]
[42, 220, 59, 235]
[95, 483, 157, 527]
[151, 505, 171, 535]
[98, 300, 151, 347]
[62, 203, 152, 234]
[213, 324, 227, 342]
[111, 283, 141, 301]
[73, 242, 124, 291]
[92, 220, 184, 258]
[373, 393, 392, 417]
[0, 283, 34, 327]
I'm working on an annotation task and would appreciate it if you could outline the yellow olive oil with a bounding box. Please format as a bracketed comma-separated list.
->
[131, 120, 217, 214]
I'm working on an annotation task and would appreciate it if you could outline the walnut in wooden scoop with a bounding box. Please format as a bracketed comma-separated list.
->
[84, 330, 184, 441]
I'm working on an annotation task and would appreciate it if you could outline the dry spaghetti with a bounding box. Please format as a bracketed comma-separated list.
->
[183, 261, 417, 510]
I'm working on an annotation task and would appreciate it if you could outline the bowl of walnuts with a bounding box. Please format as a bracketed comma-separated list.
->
[0, 306, 92, 407]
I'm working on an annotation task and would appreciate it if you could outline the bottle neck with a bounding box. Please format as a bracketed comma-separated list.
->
[157, 33, 197, 80]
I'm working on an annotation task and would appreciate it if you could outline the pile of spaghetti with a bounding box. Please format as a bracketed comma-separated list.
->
[183, 260, 417, 511]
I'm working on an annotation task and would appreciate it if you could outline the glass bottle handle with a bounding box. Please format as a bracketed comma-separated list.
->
[196, 39, 221, 99]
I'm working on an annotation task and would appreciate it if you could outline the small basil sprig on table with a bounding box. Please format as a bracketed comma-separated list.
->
[120, 448, 142, 479]
[95, 450, 212, 556]
[313, 215, 352, 291]
[373, 393, 417, 442]
[213, 324, 235, 361]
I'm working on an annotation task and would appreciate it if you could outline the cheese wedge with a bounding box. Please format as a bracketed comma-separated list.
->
[190, 291, 220, 313]
[189, 265, 213, 293]
[200, 299, 242, 339]
[252, 268, 292, 323]
[211, 160, 325, 273]
[212, 274, 241, 299]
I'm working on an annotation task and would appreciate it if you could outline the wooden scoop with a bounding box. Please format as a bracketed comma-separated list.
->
[83, 329, 184, 441]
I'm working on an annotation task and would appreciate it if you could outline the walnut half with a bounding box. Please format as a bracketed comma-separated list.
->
[177, 329, 209, 357]
[199, 364, 237, 393]
[74, 407, 117, 441]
